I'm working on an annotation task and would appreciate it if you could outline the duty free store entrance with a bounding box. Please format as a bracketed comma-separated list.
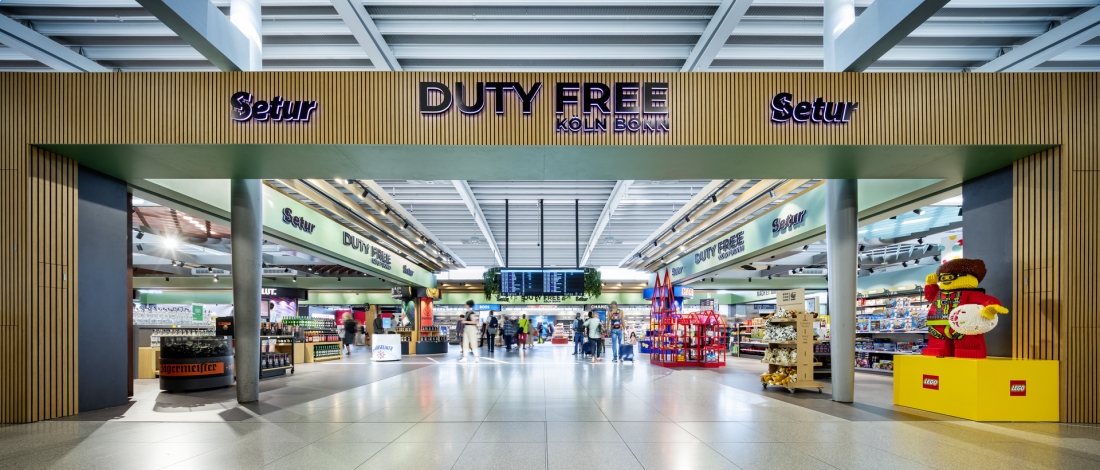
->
[1, 71, 1092, 424]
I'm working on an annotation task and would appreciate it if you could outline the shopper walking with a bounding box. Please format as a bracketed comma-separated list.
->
[608, 301, 624, 362]
[459, 300, 480, 363]
[341, 312, 358, 356]
[517, 314, 530, 351]
[502, 315, 516, 351]
[584, 311, 603, 363]
[487, 311, 499, 354]
[572, 313, 585, 356]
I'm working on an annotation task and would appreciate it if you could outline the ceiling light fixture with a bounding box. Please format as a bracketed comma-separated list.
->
[902, 262, 908, 267]
[136, 244, 143, 251]
[859, 244, 865, 252]
[802, 245, 808, 251]
[135, 230, 144, 239]
[213, 275, 219, 282]
[337, 276, 341, 281]
[684, 216, 691, 224]
[711, 194, 718, 204]
[914, 259, 920, 265]
[165, 276, 169, 282]
[678, 246, 685, 252]
[361, 189, 369, 198]
[767, 275, 772, 280]
[284, 268, 289, 273]
[293, 276, 297, 282]
[383, 207, 391, 215]
[768, 190, 776, 198]
[403, 223, 409, 230]
[933, 255, 940, 262]
[868, 268, 875, 273]
[914, 209, 925, 215]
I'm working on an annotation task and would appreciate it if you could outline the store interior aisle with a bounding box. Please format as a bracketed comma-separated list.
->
[2, 345, 1098, 470]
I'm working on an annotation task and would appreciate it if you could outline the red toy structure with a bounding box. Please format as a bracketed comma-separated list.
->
[648, 269, 727, 368]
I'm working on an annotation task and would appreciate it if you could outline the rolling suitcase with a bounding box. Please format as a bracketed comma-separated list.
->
[619, 344, 635, 362]
[582, 340, 595, 357]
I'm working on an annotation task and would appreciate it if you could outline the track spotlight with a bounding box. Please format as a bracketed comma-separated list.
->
[802, 245, 808, 251]
[135, 231, 144, 239]
[208, 267, 213, 272]
[403, 222, 409, 230]
[284, 268, 289, 273]
[136, 244, 143, 251]
[165, 276, 169, 282]
[859, 244, 865, 252]
[383, 207, 391, 215]
[653, 241, 658, 248]
[711, 194, 718, 203]
[902, 262, 908, 268]
[768, 190, 776, 198]
[308, 266, 314, 271]
[868, 268, 875, 274]
[292, 276, 297, 282]
[747, 277, 751, 283]
[361, 189, 369, 198]
[337, 276, 341, 281]
[678, 246, 685, 252]
[916, 237, 924, 245]
[213, 275, 219, 282]
[890, 216, 897, 220]
[767, 275, 772, 280]
[670, 225, 676, 233]
[933, 255, 940, 262]
[914, 209, 925, 215]
[684, 216, 691, 224]
[799, 268, 804, 273]
[914, 259, 920, 265]
[711, 277, 715, 282]
[958, 207, 963, 217]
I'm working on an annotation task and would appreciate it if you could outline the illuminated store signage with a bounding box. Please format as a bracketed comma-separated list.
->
[231, 91, 318, 122]
[342, 232, 393, 270]
[418, 80, 670, 135]
[770, 93, 858, 124]
[772, 210, 808, 234]
[282, 208, 315, 234]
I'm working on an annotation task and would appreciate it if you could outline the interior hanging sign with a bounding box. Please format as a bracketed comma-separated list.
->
[770, 93, 858, 124]
[418, 81, 670, 135]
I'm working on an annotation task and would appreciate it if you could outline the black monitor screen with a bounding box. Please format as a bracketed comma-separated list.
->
[500, 269, 585, 296]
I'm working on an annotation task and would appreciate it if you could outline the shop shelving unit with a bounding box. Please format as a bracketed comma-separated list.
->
[855, 289, 929, 374]
[260, 335, 296, 378]
[648, 270, 727, 368]
[761, 289, 823, 394]
[305, 342, 342, 362]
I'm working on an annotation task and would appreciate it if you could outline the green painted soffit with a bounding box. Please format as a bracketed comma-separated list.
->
[437, 292, 647, 305]
[40, 144, 1051, 183]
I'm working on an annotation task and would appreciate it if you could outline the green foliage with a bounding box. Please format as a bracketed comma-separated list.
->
[483, 267, 501, 300]
[583, 268, 602, 298]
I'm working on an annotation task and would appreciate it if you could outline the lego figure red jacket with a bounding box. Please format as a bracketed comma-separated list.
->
[922, 258, 1008, 359]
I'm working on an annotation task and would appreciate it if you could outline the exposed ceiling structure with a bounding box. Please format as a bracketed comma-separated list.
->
[1, 1, 1098, 72]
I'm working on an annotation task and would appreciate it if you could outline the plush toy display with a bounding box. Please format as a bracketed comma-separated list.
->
[922, 258, 1009, 359]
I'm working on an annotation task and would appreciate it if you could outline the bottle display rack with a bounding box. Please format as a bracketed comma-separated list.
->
[305, 343, 342, 362]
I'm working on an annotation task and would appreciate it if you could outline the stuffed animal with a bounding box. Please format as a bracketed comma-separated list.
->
[922, 258, 1008, 359]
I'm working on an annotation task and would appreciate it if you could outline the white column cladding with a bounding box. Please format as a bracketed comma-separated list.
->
[230, 0, 262, 71]
[826, 179, 857, 403]
[231, 179, 263, 403]
[823, 0, 856, 72]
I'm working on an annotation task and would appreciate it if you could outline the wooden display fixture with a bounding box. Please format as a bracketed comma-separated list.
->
[304, 341, 343, 363]
[762, 289, 824, 394]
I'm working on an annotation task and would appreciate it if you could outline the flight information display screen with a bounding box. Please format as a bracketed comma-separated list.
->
[499, 269, 585, 296]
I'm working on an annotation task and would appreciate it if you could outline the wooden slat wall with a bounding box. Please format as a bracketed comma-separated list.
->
[0, 71, 1097, 423]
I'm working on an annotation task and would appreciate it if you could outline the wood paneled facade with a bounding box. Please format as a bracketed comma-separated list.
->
[0, 72, 1094, 422]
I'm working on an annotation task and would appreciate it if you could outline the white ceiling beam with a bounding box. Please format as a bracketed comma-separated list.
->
[834, 0, 951, 72]
[0, 14, 108, 71]
[681, 0, 753, 72]
[976, 6, 1100, 72]
[134, 0, 255, 71]
[353, 179, 467, 268]
[580, 180, 633, 268]
[618, 180, 726, 267]
[453, 180, 505, 267]
[330, 0, 401, 71]
[391, 44, 690, 60]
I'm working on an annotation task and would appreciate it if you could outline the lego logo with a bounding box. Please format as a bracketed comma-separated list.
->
[924, 378, 938, 386]
[922, 374, 940, 390]
[1010, 380, 1027, 396]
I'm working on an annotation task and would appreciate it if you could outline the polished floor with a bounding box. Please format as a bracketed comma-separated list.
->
[1, 343, 1098, 469]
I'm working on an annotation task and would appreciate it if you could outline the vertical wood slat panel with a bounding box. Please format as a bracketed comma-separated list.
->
[0, 71, 1094, 422]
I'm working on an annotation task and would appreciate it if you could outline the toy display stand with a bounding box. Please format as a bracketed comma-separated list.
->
[762, 289, 823, 394]
[648, 269, 727, 368]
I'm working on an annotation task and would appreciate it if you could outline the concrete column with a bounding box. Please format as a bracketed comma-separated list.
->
[823, 0, 856, 71]
[230, 0, 262, 71]
[231, 179, 262, 403]
[826, 179, 857, 403]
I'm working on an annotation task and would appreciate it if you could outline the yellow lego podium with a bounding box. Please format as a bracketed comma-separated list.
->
[894, 355, 1058, 421]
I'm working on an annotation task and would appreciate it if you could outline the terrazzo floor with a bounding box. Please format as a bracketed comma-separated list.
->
[1, 343, 1097, 469]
